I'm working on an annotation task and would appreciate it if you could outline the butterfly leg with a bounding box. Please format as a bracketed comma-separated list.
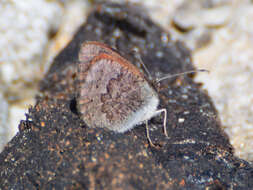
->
[145, 120, 156, 147]
[154, 108, 168, 137]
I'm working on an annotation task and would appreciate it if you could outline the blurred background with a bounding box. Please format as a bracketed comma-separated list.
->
[0, 0, 253, 161]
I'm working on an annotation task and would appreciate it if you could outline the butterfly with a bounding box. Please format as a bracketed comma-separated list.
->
[77, 41, 167, 146]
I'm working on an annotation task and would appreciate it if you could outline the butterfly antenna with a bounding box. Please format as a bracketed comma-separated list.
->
[156, 69, 209, 83]
[131, 48, 153, 80]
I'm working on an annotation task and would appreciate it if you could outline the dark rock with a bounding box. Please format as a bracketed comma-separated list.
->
[1, 2, 253, 190]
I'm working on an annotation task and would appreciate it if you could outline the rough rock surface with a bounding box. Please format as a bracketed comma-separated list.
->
[0, 3, 252, 190]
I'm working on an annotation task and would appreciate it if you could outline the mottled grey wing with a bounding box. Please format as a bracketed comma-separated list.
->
[77, 55, 147, 132]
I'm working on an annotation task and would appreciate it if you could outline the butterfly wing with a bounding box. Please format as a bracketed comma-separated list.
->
[77, 42, 159, 132]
